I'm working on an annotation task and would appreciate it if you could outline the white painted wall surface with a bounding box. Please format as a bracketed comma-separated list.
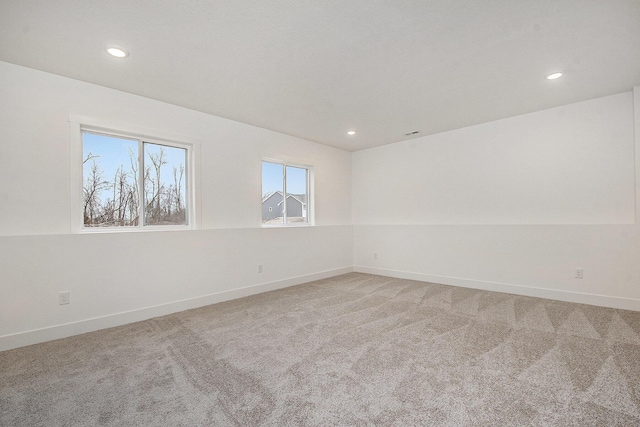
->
[0, 62, 353, 350]
[353, 92, 635, 225]
[353, 224, 640, 309]
[353, 91, 640, 309]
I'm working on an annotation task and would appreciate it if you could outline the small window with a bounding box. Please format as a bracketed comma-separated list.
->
[262, 161, 311, 225]
[82, 131, 190, 229]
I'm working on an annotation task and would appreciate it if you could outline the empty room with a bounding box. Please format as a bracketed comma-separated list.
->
[1, 1, 640, 425]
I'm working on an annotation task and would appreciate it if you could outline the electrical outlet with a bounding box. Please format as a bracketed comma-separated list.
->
[374, 253, 378, 260]
[257, 264, 263, 273]
[59, 291, 70, 305]
[575, 268, 584, 279]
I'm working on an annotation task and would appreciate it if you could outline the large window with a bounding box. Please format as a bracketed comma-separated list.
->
[262, 161, 311, 225]
[81, 130, 191, 229]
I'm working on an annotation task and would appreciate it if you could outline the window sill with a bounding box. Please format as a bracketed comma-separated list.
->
[80, 225, 193, 234]
[261, 223, 313, 228]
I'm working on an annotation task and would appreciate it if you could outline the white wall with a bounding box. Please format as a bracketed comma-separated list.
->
[353, 92, 635, 225]
[353, 91, 640, 310]
[0, 62, 353, 351]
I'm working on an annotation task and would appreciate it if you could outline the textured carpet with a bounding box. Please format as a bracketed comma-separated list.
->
[2, 273, 640, 426]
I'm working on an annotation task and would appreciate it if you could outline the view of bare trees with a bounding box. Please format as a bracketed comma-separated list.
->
[83, 140, 186, 227]
[143, 147, 186, 225]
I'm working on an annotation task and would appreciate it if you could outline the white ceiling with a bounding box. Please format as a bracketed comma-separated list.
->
[1, 0, 639, 152]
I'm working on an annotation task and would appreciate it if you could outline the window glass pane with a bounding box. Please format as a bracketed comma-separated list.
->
[82, 132, 139, 227]
[143, 142, 187, 226]
[285, 165, 308, 224]
[262, 161, 284, 224]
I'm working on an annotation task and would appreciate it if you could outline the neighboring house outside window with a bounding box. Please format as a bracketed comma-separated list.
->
[261, 191, 308, 223]
[262, 191, 283, 222]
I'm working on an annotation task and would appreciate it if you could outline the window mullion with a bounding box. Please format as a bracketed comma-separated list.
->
[282, 164, 287, 224]
[138, 139, 144, 228]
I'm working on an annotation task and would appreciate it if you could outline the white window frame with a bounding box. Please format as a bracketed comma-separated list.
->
[69, 115, 201, 233]
[261, 159, 314, 227]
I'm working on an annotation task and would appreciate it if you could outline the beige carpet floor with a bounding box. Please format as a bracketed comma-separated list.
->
[2, 273, 640, 426]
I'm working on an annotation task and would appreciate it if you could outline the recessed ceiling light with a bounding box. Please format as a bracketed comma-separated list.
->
[347, 130, 357, 136]
[106, 46, 129, 58]
[546, 72, 563, 80]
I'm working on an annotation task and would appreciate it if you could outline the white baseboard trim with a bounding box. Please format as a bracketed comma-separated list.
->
[354, 266, 640, 312]
[0, 266, 354, 352]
